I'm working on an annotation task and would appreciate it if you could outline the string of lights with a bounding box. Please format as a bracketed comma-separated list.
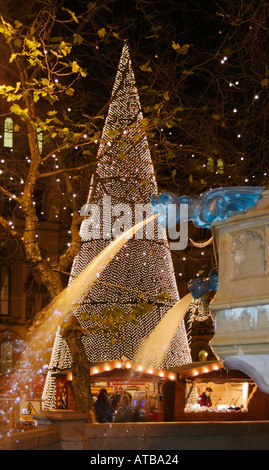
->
[42, 41, 191, 409]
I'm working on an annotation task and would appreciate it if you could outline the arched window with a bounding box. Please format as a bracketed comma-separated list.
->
[0, 341, 13, 373]
[36, 127, 43, 154]
[4, 117, 13, 148]
[0, 265, 10, 316]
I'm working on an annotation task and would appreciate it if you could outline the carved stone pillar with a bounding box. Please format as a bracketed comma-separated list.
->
[210, 190, 269, 393]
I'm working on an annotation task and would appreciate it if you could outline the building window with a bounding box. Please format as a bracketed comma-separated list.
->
[36, 127, 43, 154]
[4, 117, 13, 148]
[0, 341, 13, 373]
[0, 265, 10, 316]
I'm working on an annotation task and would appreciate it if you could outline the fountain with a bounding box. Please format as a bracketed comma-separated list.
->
[134, 293, 193, 368]
[152, 185, 269, 394]
[1, 211, 194, 438]
[2, 187, 269, 448]
[3, 214, 160, 401]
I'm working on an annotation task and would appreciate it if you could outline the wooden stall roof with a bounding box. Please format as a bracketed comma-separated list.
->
[170, 360, 253, 382]
[52, 358, 178, 382]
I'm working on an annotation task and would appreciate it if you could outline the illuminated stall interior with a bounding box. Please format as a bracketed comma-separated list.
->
[168, 361, 269, 421]
[185, 377, 249, 412]
[54, 359, 177, 419]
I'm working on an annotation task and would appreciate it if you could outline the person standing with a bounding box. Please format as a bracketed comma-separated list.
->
[94, 391, 110, 422]
[197, 387, 213, 407]
[114, 394, 134, 422]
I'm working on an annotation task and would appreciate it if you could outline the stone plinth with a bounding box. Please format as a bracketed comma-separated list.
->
[2, 420, 269, 450]
[210, 190, 269, 393]
[36, 410, 93, 450]
[83, 421, 269, 450]
[0, 425, 61, 450]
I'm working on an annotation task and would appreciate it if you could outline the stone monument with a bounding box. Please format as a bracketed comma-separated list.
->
[210, 190, 269, 393]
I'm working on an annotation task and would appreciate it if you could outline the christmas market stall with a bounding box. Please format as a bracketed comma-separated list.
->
[164, 361, 269, 421]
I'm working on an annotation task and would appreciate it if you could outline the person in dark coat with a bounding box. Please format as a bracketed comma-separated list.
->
[94, 391, 110, 422]
[197, 387, 213, 407]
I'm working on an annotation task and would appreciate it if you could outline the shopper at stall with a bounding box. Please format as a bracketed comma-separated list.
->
[197, 387, 213, 407]
[113, 393, 134, 422]
[111, 387, 123, 412]
[94, 391, 111, 422]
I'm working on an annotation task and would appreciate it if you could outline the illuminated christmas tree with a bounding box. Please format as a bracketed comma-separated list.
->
[42, 41, 191, 409]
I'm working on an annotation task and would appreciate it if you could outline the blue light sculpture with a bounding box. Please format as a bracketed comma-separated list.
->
[151, 186, 264, 229]
[151, 186, 264, 297]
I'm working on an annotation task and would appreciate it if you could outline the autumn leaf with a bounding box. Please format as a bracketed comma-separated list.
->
[98, 27, 107, 38]
[163, 90, 169, 101]
[139, 60, 152, 72]
[62, 7, 79, 23]
[172, 41, 191, 54]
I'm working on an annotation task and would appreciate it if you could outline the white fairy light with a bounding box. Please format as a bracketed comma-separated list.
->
[43, 41, 191, 410]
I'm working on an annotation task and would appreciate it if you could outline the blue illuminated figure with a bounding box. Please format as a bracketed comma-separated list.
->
[151, 186, 264, 229]
[188, 269, 219, 299]
[151, 186, 264, 298]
